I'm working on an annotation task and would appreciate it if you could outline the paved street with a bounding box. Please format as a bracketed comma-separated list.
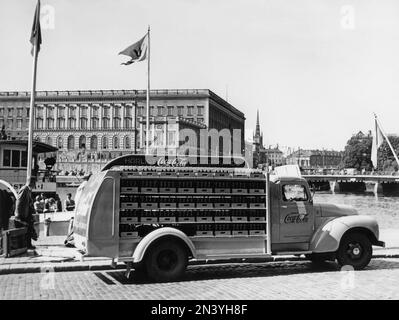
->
[1, 258, 398, 300]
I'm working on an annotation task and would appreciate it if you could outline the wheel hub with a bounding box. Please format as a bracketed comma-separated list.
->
[157, 250, 178, 271]
[347, 243, 362, 260]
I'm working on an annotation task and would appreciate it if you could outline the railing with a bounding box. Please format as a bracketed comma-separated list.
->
[0, 89, 210, 98]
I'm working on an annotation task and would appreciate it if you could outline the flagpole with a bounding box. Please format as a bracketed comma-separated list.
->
[146, 26, 150, 155]
[27, 43, 39, 183]
[374, 113, 399, 168]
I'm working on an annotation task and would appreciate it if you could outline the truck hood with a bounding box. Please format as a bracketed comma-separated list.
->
[315, 203, 358, 217]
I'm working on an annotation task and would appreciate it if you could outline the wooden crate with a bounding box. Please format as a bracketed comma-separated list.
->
[120, 217, 139, 223]
[121, 187, 139, 193]
[120, 231, 139, 238]
[121, 202, 139, 209]
[1, 228, 27, 258]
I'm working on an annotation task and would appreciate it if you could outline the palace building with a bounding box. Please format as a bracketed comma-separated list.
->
[0, 89, 245, 173]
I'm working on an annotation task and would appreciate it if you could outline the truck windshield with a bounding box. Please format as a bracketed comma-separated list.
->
[282, 184, 308, 202]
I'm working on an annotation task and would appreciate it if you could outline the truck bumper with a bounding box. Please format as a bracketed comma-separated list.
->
[374, 240, 385, 248]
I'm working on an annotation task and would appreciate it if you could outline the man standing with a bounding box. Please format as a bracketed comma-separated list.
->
[14, 177, 38, 250]
[64, 193, 75, 211]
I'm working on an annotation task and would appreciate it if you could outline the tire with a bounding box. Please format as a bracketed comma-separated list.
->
[144, 239, 188, 282]
[336, 232, 372, 270]
[133, 262, 147, 278]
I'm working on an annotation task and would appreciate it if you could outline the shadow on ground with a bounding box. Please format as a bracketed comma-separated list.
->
[92, 258, 399, 286]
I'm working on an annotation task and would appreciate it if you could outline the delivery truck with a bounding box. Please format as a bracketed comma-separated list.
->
[73, 155, 384, 282]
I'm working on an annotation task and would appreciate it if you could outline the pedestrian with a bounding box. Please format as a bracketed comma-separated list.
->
[54, 194, 63, 212]
[34, 195, 44, 213]
[64, 193, 75, 211]
[14, 177, 38, 250]
[0, 189, 14, 232]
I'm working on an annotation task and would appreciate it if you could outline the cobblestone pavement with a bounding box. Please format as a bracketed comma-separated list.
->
[0, 258, 399, 300]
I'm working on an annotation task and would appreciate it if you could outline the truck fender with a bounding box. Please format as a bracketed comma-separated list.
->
[310, 215, 380, 253]
[132, 227, 196, 263]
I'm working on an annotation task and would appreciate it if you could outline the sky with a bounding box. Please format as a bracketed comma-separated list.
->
[1, 0, 399, 152]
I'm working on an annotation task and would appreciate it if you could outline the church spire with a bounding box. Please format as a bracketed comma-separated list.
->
[255, 109, 261, 138]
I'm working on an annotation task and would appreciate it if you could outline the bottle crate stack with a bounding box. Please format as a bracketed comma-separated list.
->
[119, 168, 267, 239]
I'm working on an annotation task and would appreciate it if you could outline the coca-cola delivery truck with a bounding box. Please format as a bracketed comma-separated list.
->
[73, 155, 384, 282]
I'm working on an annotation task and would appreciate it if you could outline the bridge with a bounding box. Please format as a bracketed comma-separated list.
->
[302, 174, 399, 194]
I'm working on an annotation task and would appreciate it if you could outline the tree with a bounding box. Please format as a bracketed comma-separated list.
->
[378, 135, 399, 172]
[341, 131, 373, 171]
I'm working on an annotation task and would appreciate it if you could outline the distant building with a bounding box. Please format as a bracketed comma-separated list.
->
[286, 149, 343, 170]
[252, 110, 284, 168]
[0, 89, 245, 173]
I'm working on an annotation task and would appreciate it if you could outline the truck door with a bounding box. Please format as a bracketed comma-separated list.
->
[279, 183, 314, 246]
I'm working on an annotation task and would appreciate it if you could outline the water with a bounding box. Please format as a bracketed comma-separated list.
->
[313, 192, 399, 230]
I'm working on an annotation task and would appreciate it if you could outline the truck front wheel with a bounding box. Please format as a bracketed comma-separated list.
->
[336, 232, 372, 270]
[144, 239, 188, 282]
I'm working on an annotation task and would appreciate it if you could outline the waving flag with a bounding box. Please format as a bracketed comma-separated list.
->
[371, 118, 384, 168]
[30, 0, 42, 56]
[119, 33, 148, 65]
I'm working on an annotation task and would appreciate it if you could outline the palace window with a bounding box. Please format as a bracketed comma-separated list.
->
[125, 106, 132, 117]
[113, 136, 119, 149]
[103, 107, 110, 117]
[102, 118, 110, 129]
[57, 137, 63, 149]
[124, 118, 132, 129]
[80, 118, 88, 129]
[80, 107, 88, 117]
[67, 135, 75, 150]
[17, 108, 23, 117]
[0, 107, 4, 117]
[91, 118, 99, 129]
[69, 106, 76, 118]
[68, 118, 76, 129]
[157, 106, 164, 116]
[114, 106, 121, 118]
[58, 107, 65, 118]
[197, 106, 204, 116]
[92, 106, 99, 117]
[17, 119, 22, 129]
[177, 106, 184, 116]
[46, 136, 52, 146]
[57, 118, 65, 129]
[8, 108, 13, 117]
[90, 136, 98, 150]
[47, 118, 54, 129]
[187, 106, 194, 116]
[79, 135, 86, 149]
[47, 107, 54, 118]
[167, 106, 174, 116]
[114, 118, 121, 129]
[124, 136, 131, 149]
[102, 136, 108, 149]
[36, 119, 43, 129]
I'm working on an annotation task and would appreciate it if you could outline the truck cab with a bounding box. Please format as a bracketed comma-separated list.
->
[73, 156, 385, 282]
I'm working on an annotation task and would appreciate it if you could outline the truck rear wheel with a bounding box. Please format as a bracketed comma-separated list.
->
[144, 239, 188, 282]
[336, 232, 372, 270]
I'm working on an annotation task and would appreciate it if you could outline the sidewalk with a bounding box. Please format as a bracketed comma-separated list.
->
[1, 230, 399, 276]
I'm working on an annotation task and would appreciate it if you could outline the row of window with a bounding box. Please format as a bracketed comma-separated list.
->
[0, 105, 205, 119]
[2, 149, 28, 168]
[34, 117, 134, 130]
[35, 135, 134, 151]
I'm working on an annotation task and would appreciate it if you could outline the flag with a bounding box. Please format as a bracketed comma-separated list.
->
[30, 0, 42, 56]
[371, 118, 384, 168]
[119, 33, 148, 65]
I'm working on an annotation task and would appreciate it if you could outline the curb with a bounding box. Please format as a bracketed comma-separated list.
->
[1, 253, 398, 276]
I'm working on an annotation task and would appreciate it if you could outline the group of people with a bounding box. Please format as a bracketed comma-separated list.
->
[33, 193, 75, 214]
